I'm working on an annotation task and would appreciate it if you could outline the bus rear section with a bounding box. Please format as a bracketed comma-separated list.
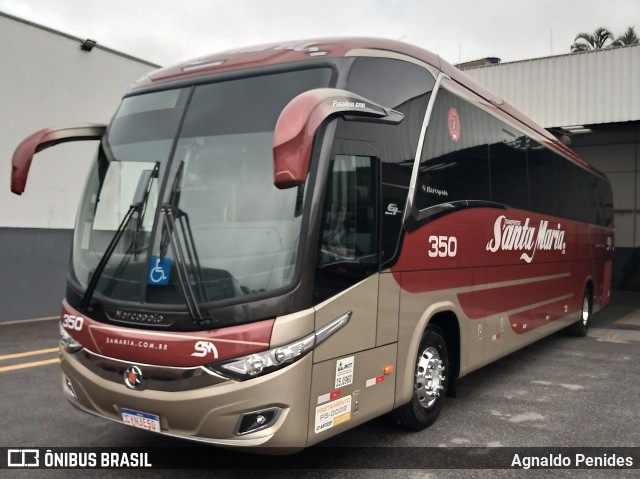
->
[10, 38, 613, 450]
[391, 81, 613, 397]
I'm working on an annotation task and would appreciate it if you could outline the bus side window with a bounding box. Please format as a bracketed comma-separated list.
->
[528, 142, 560, 218]
[415, 89, 491, 211]
[314, 155, 379, 303]
[596, 177, 614, 227]
[555, 155, 581, 221]
[489, 131, 529, 210]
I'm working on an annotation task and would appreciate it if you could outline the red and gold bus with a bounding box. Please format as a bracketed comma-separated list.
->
[11, 38, 614, 449]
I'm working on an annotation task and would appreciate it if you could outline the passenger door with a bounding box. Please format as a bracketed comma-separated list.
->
[308, 141, 397, 445]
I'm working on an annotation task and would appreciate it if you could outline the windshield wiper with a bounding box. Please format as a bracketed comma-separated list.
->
[158, 161, 210, 326]
[79, 163, 159, 313]
[130, 163, 159, 259]
[79, 203, 139, 313]
[160, 205, 210, 325]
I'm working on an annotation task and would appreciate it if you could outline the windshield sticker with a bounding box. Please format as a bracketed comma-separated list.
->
[147, 256, 172, 285]
[486, 215, 567, 263]
[448, 107, 461, 142]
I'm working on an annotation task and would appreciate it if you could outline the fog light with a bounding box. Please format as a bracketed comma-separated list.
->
[235, 407, 281, 435]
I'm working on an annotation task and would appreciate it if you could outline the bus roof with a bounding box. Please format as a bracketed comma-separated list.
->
[130, 37, 604, 179]
[132, 37, 442, 88]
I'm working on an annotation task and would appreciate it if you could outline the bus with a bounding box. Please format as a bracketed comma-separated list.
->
[11, 38, 614, 450]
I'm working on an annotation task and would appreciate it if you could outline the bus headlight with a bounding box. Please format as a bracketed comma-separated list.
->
[208, 311, 351, 380]
[209, 333, 315, 379]
[59, 323, 83, 353]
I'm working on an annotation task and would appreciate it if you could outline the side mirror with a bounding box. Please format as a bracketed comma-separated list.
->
[273, 88, 403, 189]
[11, 124, 107, 195]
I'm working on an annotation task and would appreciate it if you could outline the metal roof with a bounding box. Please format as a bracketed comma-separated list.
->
[461, 44, 640, 128]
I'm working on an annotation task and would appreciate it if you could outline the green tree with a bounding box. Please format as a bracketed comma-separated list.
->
[571, 27, 614, 52]
[612, 26, 639, 46]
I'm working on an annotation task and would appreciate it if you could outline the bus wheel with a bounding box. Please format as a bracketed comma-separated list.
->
[567, 289, 592, 337]
[392, 325, 449, 430]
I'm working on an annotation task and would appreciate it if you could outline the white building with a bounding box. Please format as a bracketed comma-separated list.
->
[0, 11, 158, 321]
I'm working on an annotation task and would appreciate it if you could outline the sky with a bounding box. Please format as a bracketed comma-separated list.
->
[0, 0, 637, 67]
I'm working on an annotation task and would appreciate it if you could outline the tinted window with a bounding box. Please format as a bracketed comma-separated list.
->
[489, 130, 528, 210]
[555, 156, 580, 221]
[416, 89, 492, 210]
[577, 167, 598, 224]
[414, 88, 611, 226]
[315, 155, 378, 302]
[597, 177, 614, 227]
[73, 69, 334, 309]
[528, 141, 559, 217]
[342, 57, 435, 186]
[417, 146, 490, 209]
[339, 57, 435, 266]
[182, 68, 333, 137]
[319, 155, 377, 263]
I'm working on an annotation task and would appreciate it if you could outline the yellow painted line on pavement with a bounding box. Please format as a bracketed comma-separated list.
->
[0, 316, 58, 326]
[0, 347, 59, 361]
[0, 357, 60, 373]
[0, 347, 60, 373]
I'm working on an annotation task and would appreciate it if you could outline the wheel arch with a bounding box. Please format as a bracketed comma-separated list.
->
[581, 277, 595, 312]
[427, 311, 461, 386]
[567, 278, 595, 337]
[395, 302, 462, 407]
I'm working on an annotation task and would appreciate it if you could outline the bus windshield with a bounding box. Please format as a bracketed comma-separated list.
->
[71, 68, 332, 311]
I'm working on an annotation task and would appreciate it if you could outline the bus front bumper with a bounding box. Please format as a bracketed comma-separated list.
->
[59, 346, 313, 450]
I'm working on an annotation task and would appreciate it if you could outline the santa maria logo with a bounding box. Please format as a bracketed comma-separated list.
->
[486, 215, 566, 263]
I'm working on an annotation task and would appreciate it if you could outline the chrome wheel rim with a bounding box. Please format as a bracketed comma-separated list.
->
[582, 296, 590, 326]
[414, 346, 445, 408]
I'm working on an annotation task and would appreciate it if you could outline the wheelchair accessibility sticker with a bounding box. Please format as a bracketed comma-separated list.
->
[147, 256, 172, 285]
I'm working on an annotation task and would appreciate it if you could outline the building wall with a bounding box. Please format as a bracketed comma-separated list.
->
[1, 12, 157, 229]
[571, 126, 640, 289]
[575, 142, 638, 248]
[0, 229, 72, 321]
[0, 12, 157, 321]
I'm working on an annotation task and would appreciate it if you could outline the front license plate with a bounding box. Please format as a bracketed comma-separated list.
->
[121, 408, 161, 432]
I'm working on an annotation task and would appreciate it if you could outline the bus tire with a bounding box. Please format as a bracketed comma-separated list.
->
[392, 325, 449, 430]
[567, 288, 592, 337]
